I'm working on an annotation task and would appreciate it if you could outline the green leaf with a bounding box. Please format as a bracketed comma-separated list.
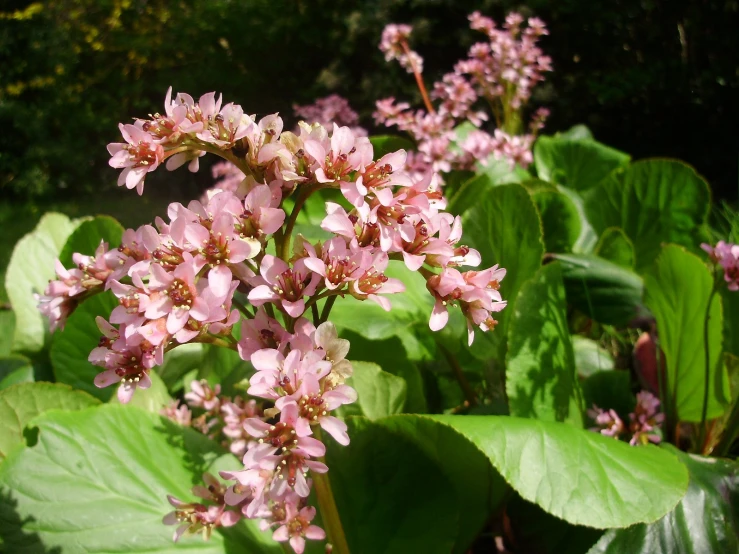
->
[158, 342, 203, 393]
[588, 448, 739, 554]
[198, 342, 248, 395]
[463, 184, 544, 360]
[573, 336, 615, 378]
[5, 213, 80, 353]
[533, 189, 582, 253]
[554, 253, 648, 326]
[342, 361, 406, 419]
[368, 135, 415, 158]
[584, 160, 710, 273]
[556, 124, 594, 141]
[432, 414, 689, 528]
[377, 415, 509, 553]
[582, 371, 636, 422]
[593, 227, 635, 269]
[720, 285, 739, 358]
[558, 186, 599, 253]
[534, 136, 630, 191]
[0, 405, 280, 553]
[506, 493, 603, 554]
[448, 159, 524, 215]
[340, 331, 427, 413]
[0, 355, 34, 390]
[0, 310, 15, 357]
[0, 382, 100, 461]
[325, 417, 458, 554]
[644, 245, 730, 421]
[506, 263, 584, 426]
[58, 215, 124, 267]
[50, 291, 118, 401]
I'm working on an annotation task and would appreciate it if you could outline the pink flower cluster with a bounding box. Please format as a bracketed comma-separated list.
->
[379, 23, 423, 74]
[38, 88, 508, 552]
[293, 94, 367, 137]
[588, 391, 664, 446]
[702, 241, 739, 291]
[375, 12, 551, 177]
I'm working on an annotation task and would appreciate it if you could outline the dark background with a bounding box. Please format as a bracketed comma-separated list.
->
[1, 0, 737, 209]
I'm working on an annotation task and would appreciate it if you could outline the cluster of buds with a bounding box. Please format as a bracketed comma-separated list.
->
[374, 12, 551, 178]
[588, 391, 664, 446]
[702, 241, 739, 291]
[37, 88, 507, 552]
[293, 94, 367, 137]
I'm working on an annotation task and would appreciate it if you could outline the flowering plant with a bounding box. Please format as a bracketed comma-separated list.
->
[1, 9, 738, 554]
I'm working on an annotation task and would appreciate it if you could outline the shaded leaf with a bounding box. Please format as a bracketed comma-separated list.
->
[582, 371, 636, 422]
[368, 135, 415, 158]
[0, 355, 34, 390]
[533, 189, 582, 253]
[58, 215, 124, 267]
[448, 159, 525, 215]
[573, 336, 615, 378]
[342, 361, 406, 419]
[506, 263, 583, 426]
[594, 227, 635, 269]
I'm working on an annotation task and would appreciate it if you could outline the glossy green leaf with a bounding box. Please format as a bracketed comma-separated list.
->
[0, 310, 15, 357]
[584, 160, 710, 273]
[448, 159, 525, 215]
[325, 417, 458, 554]
[588, 448, 739, 554]
[432, 414, 689, 528]
[158, 342, 203, 393]
[377, 415, 509, 553]
[5, 213, 80, 353]
[556, 124, 594, 141]
[58, 215, 124, 267]
[0, 382, 100, 461]
[368, 135, 415, 158]
[199, 342, 248, 396]
[534, 136, 630, 191]
[554, 253, 648, 326]
[533, 189, 582, 253]
[644, 245, 730, 421]
[506, 263, 583, 426]
[573, 336, 615, 378]
[0, 405, 280, 553]
[463, 184, 544, 360]
[50, 292, 118, 400]
[582, 371, 636, 422]
[340, 331, 427, 413]
[342, 361, 406, 419]
[0, 355, 34, 390]
[594, 227, 635, 269]
[558, 186, 599, 253]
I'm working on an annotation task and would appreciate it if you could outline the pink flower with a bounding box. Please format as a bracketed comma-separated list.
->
[349, 252, 405, 311]
[702, 241, 739, 291]
[248, 256, 321, 317]
[293, 94, 367, 136]
[92, 347, 154, 403]
[587, 405, 625, 438]
[107, 123, 164, 195]
[628, 391, 664, 445]
[380, 24, 424, 73]
[272, 499, 325, 554]
[302, 237, 370, 290]
[304, 124, 373, 184]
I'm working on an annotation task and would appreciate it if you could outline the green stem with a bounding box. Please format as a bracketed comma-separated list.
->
[714, 395, 739, 456]
[319, 295, 337, 324]
[232, 298, 254, 319]
[311, 302, 320, 326]
[281, 185, 319, 261]
[313, 429, 351, 554]
[196, 142, 252, 176]
[304, 289, 344, 312]
[697, 279, 719, 452]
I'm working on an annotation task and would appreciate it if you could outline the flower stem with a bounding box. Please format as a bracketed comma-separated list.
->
[281, 184, 319, 261]
[697, 279, 719, 452]
[400, 39, 435, 115]
[313, 430, 351, 554]
[319, 295, 337, 324]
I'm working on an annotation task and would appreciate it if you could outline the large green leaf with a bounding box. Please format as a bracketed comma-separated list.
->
[158, 342, 203, 393]
[368, 134, 415, 159]
[463, 184, 544, 360]
[58, 215, 125, 267]
[583, 160, 710, 273]
[588, 448, 739, 554]
[0, 310, 15, 357]
[554, 253, 648, 326]
[582, 371, 636, 422]
[556, 124, 594, 141]
[377, 415, 509, 554]
[506, 263, 583, 426]
[534, 136, 630, 191]
[558, 186, 599, 254]
[573, 336, 615, 378]
[533, 189, 582, 253]
[0, 382, 100, 461]
[0, 355, 34, 390]
[325, 417, 458, 554]
[644, 245, 730, 421]
[432, 415, 689, 529]
[342, 361, 406, 419]
[593, 227, 635, 269]
[198, 342, 248, 396]
[5, 213, 80, 353]
[50, 291, 118, 400]
[0, 405, 279, 553]
[447, 159, 525, 215]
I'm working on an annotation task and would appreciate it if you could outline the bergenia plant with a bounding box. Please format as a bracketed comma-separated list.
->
[375, 12, 551, 178]
[35, 86, 506, 552]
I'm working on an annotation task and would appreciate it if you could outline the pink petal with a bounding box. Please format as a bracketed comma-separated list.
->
[208, 265, 233, 299]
